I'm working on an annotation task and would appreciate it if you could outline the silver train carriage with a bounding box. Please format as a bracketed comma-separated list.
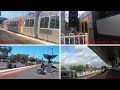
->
[2, 11, 65, 44]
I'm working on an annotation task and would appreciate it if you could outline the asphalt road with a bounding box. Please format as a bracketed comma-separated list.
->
[0, 65, 59, 79]
[0, 29, 43, 44]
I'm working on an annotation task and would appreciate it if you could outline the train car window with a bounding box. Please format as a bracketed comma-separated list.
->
[50, 16, 56, 28]
[27, 19, 30, 27]
[55, 16, 59, 29]
[25, 20, 28, 27]
[29, 19, 31, 27]
[29, 19, 34, 27]
[25, 19, 29, 27]
[40, 18, 45, 28]
[12, 21, 14, 26]
[15, 21, 16, 26]
[16, 21, 18, 26]
[14, 21, 15, 26]
[12, 22, 13, 26]
[44, 17, 49, 28]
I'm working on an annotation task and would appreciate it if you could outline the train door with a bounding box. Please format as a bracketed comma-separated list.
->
[19, 18, 24, 33]
[38, 14, 50, 41]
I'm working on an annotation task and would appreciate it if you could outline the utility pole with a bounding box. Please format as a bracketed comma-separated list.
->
[51, 47, 53, 56]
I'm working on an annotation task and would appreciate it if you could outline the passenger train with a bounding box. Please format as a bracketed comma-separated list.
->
[1, 11, 65, 44]
[79, 11, 120, 44]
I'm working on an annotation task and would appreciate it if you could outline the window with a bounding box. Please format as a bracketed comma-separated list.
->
[40, 17, 49, 28]
[44, 17, 49, 28]
[40, 18, 45, 28]
[55, 16, 59, 29]
[29, 19, 34, 27]
[12, 22, 13, 26]
[50, 16, 59, 29]
[16, 21, 18, 26]
[25, 20, 28, 27]
[50, 16, 56, 28]
[12, 21, 14, 26]
[15, 21, 16, 26]
[25, 19, 29, 27]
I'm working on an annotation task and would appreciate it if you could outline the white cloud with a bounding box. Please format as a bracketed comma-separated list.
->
[61, 45, 108, 68]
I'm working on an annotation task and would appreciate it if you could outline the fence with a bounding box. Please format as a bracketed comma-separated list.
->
[61, 33, 88, 44]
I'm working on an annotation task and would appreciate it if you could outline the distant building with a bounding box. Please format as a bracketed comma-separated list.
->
[69, 11, 79, 31]
[0, 17, 8, 24]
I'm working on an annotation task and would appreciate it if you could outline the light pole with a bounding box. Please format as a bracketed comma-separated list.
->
[51, 47, 53, 56]
[43, 47, 57, 73]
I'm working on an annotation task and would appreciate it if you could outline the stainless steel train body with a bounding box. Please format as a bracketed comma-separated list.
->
[2, 11, 64, 44]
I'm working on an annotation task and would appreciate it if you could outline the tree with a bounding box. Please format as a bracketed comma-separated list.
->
[69, 65, 85, 72]
[0, 46, 12, 59]
[85, 64, 89, 69]
[61, 66, 66, 70]
[0, 17, 8, 24]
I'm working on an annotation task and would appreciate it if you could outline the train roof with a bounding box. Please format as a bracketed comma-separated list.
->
[79, 11, 92, 19]
[6, 16, 25, 21]
[5, 11, 60, 22]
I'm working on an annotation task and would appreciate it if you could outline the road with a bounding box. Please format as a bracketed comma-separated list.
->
[0, 29, 52, 44]
[0, 64, 59, 79]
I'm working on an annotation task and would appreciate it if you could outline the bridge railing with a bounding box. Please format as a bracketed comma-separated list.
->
[61, 33, 88, 44]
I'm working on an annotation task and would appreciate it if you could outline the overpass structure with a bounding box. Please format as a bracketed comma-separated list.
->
[89, 46, 120, 68]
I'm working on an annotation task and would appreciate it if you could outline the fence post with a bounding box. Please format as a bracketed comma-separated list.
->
[85, 33, 88, 44]
[69, 33, 75, 44]
[61, 33, 65, 44]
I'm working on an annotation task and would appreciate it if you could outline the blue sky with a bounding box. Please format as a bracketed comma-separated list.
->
[61, 45, 108, 68]
[1, 11, 86, 20]
[61, 46, 75, 55]
[1, 11, 35, 19]
[8, 46, 59, 62]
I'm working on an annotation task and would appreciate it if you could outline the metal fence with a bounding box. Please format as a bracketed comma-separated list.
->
[61, 33, 88, 44]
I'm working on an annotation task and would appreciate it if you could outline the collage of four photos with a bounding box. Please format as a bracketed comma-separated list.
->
[0, 11, 120, 79]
